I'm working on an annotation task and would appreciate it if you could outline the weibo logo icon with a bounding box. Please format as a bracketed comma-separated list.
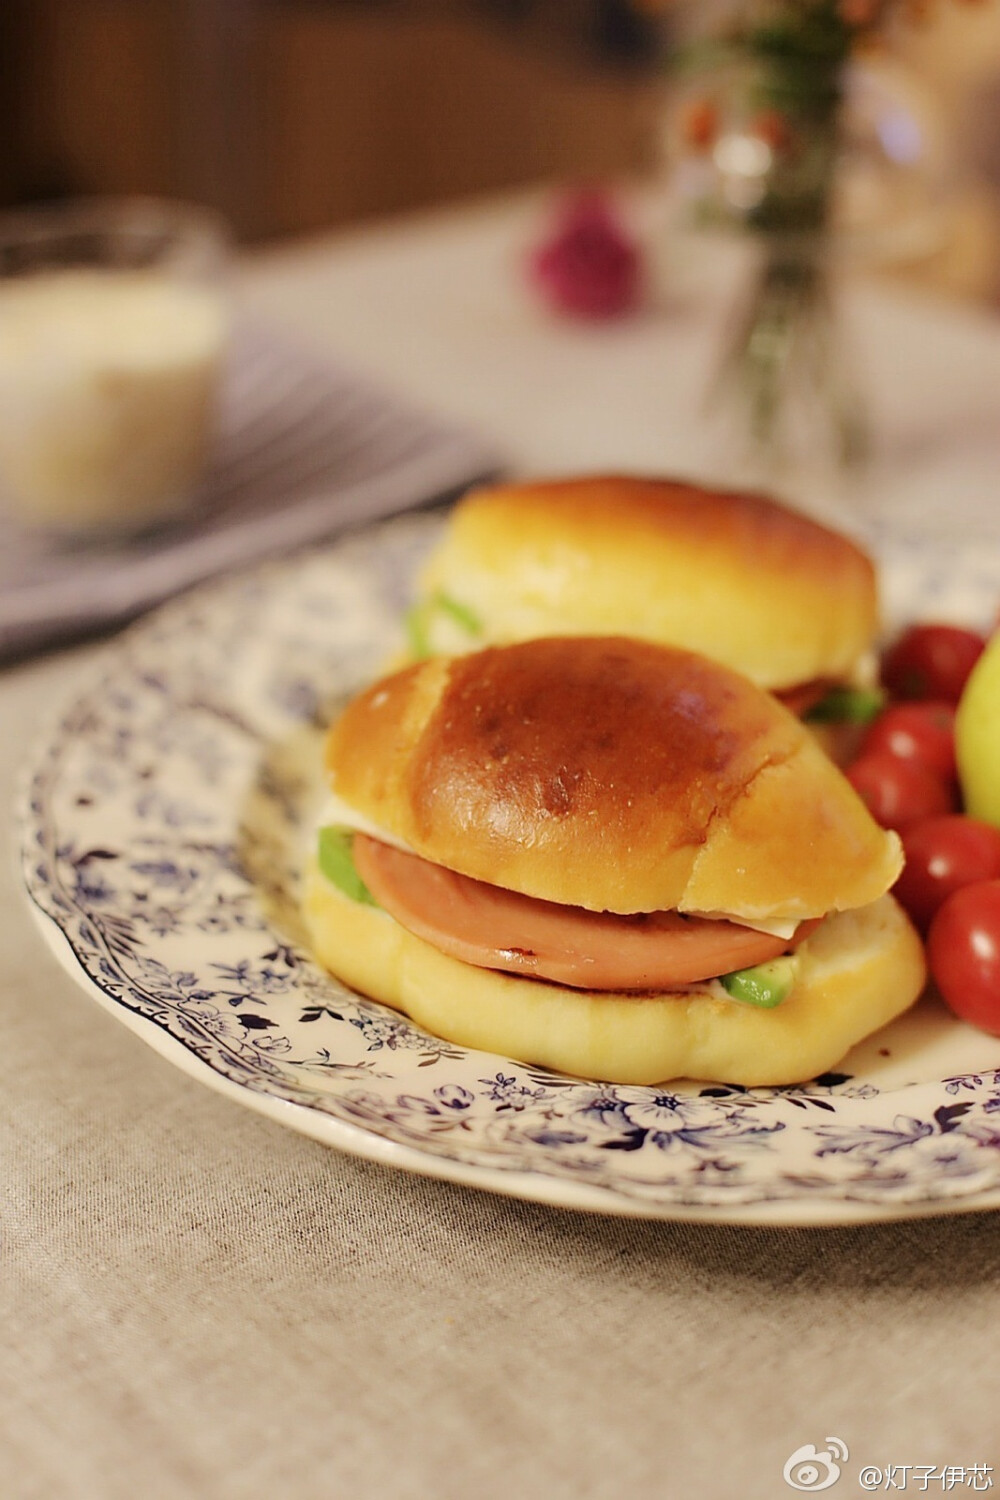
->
[783, 1438, 849, 1491]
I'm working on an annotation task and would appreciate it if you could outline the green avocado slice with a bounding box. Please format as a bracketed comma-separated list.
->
[719, 954, 798, 1008]
[317, 825, 379, 906]
[404, 600, 433, 659]
[405, 590, 483, 659]
[434, 590, 482, 636]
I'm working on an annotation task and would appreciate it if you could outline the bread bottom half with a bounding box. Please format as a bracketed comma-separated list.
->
[301, 864, 926, 1086]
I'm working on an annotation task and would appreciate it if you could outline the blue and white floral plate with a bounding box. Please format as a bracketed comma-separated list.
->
[21, 512, 1000, 1225]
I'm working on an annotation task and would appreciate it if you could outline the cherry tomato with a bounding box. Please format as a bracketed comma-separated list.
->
[881, 624, 985, 703]
[927, 880, 1000, 1036]
[894, 815, 1000, 932]
[845, 750, 955, 831]
[861, 701, 956, 782]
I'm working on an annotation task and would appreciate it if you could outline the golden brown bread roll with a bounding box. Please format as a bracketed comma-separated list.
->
[414, 474, 878, 693]
[325, 636, 901, 922]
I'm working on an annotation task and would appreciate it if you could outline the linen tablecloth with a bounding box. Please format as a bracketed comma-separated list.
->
[4, 192, 1000, 1500]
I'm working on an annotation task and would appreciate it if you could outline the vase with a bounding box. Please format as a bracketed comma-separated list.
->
[674, 3, 870, 475]
[712, 230, 869, 474]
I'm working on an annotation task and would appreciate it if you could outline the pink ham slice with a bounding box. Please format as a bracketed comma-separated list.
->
[353, 835, 816, 992]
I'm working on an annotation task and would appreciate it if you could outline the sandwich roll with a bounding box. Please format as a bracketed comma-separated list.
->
[305, 637, 924, 1086]
[413, 475, 879, 700]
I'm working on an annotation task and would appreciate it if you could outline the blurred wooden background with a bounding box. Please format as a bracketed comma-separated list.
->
[4, 1, 661, 239]
[3, 0, 1000, 299]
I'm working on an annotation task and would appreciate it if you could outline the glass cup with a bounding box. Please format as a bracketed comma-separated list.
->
[0, 198, 230, 536]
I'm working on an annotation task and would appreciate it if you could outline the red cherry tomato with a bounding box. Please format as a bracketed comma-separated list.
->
[881, 624, 985, 703]
[894, 816, 1000, 932]
[846, 750, 955, 831]
[927, 880, 1000, 1036]
[861, 701, 956, 782]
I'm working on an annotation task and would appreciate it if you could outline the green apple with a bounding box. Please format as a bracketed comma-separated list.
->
[956, 631, 1000, 827]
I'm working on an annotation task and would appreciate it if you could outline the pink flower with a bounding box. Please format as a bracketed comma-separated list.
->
[529, 192, 643, 320]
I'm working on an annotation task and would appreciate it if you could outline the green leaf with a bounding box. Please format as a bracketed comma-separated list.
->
[670, 36, 744, 76]
[317, 826, 378, 906]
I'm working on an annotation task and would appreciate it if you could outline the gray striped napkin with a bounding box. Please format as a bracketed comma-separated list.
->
[0, 322, 500, 661]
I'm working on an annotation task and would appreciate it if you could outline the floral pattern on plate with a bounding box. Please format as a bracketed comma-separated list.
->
[20, 513, 1000, 1223]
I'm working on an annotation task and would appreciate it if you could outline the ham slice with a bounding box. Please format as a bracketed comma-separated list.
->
[353, 835, 816, 992]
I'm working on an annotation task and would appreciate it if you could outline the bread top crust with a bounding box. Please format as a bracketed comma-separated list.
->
[418, 475, 878, 689]
[325, 637, 901, 920]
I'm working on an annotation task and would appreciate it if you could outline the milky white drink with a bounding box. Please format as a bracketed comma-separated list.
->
[0, 269, 226, 530]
